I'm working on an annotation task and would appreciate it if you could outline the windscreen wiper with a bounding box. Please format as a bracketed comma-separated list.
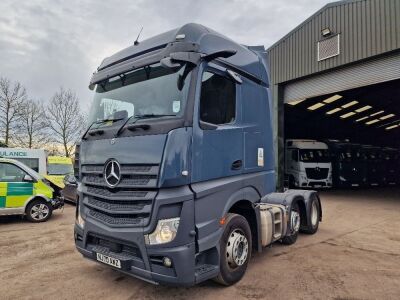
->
[82, 117, 125, 140]
[114, 114, 176, 137]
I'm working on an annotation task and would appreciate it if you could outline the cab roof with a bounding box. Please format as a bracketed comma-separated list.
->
[93, 23, 269, 86]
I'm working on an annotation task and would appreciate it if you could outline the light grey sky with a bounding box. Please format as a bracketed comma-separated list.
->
[0, 0, 332, 110]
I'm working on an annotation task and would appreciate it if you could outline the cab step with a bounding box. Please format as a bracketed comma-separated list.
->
[195, 264, 219, 283]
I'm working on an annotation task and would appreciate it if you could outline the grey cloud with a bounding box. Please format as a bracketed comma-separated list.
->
[0, 0, 332, 110]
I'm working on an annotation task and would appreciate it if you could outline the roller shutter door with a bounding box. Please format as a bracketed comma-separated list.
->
[284, 51, 400, 103]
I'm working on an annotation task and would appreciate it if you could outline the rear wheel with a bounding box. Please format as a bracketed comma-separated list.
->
[302, 197, 320, 234]
[214, 213, 252, 286]
[26, 199, 53, 222]
[281, 201, 300, 245]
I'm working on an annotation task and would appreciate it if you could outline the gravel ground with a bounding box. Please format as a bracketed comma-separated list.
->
[0, 188, 399, 300]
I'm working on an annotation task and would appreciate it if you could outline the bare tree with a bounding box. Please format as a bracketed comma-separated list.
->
[14, 99, 50, 148]
[0, 77, 27, 146]
[46, 88, 86, 157]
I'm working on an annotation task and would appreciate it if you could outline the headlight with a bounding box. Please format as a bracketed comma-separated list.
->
[76, 207, 85, 229]
[145, 218, 180, 245]
[339, 176, 347, 182]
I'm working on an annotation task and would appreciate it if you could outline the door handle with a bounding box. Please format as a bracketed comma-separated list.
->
[231, 160, 242, 170]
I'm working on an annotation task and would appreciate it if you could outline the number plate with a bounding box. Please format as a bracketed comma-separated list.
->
[96, 253, 121, 269]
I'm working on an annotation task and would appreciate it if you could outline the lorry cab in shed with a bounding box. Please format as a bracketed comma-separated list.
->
[74, 23, 321, 286]
[326, 141, 367, 188]
[285, 139, 332, 188]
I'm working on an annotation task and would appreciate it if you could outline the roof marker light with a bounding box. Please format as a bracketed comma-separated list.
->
[341, 101, 358, 108]
[326, 108, 342, 115]
[366, 119, 380, 125]
[323, 94, 342, 104]
[355, 105, 372, 113]
[370, 110, 384, 117]
[385, 124, 399, 130]
[307, 103, 325, 111]
[175, 34, 186, 40]
[356, 116, 369, 122]
[340, 112, 356, 119]
[380, 114, 395, 120]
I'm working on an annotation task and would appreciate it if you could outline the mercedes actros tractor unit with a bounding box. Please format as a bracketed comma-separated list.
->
[74, 24, 322, 286]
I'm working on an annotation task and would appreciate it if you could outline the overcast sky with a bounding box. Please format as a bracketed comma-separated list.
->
[0, 0, 332, 111]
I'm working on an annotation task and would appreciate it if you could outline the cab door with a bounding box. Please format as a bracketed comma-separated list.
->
[0, 162, 33, 208]
[191, 65, 242, 182]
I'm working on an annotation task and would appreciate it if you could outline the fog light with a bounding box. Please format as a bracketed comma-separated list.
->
[163, 257, 172, 268]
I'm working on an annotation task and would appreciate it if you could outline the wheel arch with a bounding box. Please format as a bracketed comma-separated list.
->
[24, 195, 51, 214]
[224, 186, 262, 252]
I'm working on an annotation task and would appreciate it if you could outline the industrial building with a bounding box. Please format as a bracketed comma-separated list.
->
[267, 0, 400, 187]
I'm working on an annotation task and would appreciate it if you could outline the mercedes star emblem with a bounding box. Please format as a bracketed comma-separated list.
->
[104, 159, 121, 188]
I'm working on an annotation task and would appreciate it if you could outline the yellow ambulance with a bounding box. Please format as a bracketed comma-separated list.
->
[46, 156, 74, 189]
[0, 158, 63, 222]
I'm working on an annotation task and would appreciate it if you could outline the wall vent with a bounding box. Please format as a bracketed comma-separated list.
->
[318, 34, 340, 61]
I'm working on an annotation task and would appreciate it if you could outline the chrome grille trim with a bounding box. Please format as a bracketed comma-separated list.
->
[81, 163, 159, 227]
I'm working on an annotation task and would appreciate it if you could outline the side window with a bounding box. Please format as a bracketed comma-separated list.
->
[200, 71, 236, 125]
[291, 150, 299, 162]
[0, 163, 27, 182]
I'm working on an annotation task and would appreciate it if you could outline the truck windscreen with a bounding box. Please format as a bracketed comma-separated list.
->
[88, 63, 191, 125]
[339, 149, 363, 162]
[299, 149, 330, 163]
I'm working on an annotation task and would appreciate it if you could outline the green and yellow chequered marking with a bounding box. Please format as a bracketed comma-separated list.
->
[0, 182, 33, 208]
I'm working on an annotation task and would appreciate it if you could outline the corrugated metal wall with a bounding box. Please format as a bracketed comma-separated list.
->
[267, 0, 400, 189]
[267, 0, 400, 85]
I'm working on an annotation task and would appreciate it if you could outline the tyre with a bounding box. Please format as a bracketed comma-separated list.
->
[301, 196, 320, 234]
[281, 201, 300, 245]
[214, 213, 252, 286]
[26, 199, 53, 222]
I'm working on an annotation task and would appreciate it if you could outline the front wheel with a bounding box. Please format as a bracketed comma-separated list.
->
[26, 199, 53, 222]
[214, 213, 252, 286]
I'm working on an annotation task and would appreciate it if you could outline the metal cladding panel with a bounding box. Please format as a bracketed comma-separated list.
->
[267, 0, 400, 85]
[284, 51, 400, 103]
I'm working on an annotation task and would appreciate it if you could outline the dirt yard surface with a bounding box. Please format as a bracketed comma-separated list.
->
[1, 188, 399, 300]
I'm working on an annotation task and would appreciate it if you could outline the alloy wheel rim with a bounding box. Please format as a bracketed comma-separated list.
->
[291, 210, 301, 233]
[31, 203, 49, 220]
[226, 229, 249, 269]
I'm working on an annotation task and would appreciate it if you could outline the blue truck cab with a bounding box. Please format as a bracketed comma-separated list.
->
[74, 23, 322, 286]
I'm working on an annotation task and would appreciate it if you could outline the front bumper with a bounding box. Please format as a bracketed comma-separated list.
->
[51, 196, 64, 209]
[74, 224, 196, 286]
[300, 179, 332, 188]
[74, 185, 200, 286]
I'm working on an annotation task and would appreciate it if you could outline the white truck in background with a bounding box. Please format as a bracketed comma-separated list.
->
[285, 139, 332, 189]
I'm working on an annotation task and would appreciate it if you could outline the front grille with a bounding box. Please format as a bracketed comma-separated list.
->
[88, 210, 144, 225]
[305, 168, 329, 180]
[87, 234, 142, 260]
[81, 163, 159, 227]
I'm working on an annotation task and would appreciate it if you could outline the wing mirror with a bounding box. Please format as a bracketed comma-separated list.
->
[64, 175, 77, 185]
[23, 174, 34, 182]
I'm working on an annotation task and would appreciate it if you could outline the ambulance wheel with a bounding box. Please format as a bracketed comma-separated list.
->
[26, 199, 53, 222]
[301, 197, 320, 234]
[281, 201, 300, 245]
[214, 213, 252, 286]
